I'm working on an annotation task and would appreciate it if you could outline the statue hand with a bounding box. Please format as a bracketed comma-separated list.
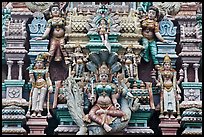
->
[96, 109, 106, 115]
[114, 103, 120, 110]
[156, 82, 161, 87]
[126, 92, 134, 98]
[177, 94, 181, 101]
[48, 86, 53, 93]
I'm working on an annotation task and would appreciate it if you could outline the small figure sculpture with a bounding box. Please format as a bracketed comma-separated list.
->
[124, 45, 137, 78]
[140, 6, 169, 70]
[72, 44, 87, 78]
[26, 53, 53, 118]
[156, 54, 182, 119]
[98, 17, 111, 52]
[35, 3, 69, 64]
[83, 62, 128, 132]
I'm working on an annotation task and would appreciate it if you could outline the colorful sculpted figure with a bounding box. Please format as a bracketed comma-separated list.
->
[72, 45, 87, 78]
[35, 3, 69, 64]
[156, 54, 181, 119]
[98, 17, 111, 52]
[27, 53, 53, 117]
[140, 6, 169, 70]
[83, 63, 128, 132]
[124, 45, 137, 78]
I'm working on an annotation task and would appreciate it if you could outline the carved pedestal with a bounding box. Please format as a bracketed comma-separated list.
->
[54, 125, 79, 135]
[26, 116, 48, 135]
[159, 119, 180, 135]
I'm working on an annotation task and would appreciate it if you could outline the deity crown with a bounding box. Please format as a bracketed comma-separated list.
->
[99, 62, 109, 74]
[163, 53, 171, 63]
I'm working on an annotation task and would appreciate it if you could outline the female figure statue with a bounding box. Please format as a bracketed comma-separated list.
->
[124, 45, 137, 78]
[140, 6, 169, 70]
[72, 45, 87, 78]
[27, 53, 53, 117]
[156, 54, 181, 119]
[83, 63, 128, 132]
[97, 17, 111, 52]
[35, 3, 69, 64]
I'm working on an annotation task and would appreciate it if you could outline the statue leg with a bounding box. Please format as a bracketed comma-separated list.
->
[31, 88, 38, 117]
[149, 41, 159, 65]
[107, 106, 128, 121]
[53, 81, 62, 109]
[141, 38, 150, 62]
[37, 87, 47, 117]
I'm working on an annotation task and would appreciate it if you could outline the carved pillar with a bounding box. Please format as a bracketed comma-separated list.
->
[7, 60, 13, 80]
[18, 60, 23, 80]
[182, 63, 189, 82]
[176, 3, 202, 135]
[193, 63, 199, 82]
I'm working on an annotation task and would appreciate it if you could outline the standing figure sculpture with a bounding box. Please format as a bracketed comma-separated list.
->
[83, 63, 128, 132]
[124, 45, 137, 78]
[35, 3, 69, 64]
[72, 44, 87, 78]
[26, 53, 53, 118]
[140, 6, 169, 70]
[156, 54, 181, 119]
[98, 17, 111, 52]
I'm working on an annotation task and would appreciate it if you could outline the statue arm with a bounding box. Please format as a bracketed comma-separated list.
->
[29, 71, 35, 84]
[45, 71, 53, 93]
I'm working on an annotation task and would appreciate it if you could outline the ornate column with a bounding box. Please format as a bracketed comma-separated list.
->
[182, 63, 189, 82]
[7, 60, 13, 80]
[176, 2, 202, 135]
[3, 8, 29, 134]
[17, 60, 23, 80]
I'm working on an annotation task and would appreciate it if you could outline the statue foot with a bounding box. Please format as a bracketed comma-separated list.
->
[159, 114, 164, 119]
[121, 115, 128, 122]
[164, 114, 169, 119]
[47, 113, 52, 119]
[103, 124, 112, 132]
[31, 112, 36, 117]
[37, 113, 42, 117]
[26, 111, 31, 118]
[170, 114, 175, 119]
[176, 115, 181, 120]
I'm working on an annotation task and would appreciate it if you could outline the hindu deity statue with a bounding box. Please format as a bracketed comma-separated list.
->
[156, 54, 182, 119]
[123, 45, 137, 78]
[140, 6, 169, 70]
[35, 2, 69, 64]
[26, 53, 53, 118]
[83, 62, 128, 132]
[98, 17, 111, 52]
[72, 44, 87, 78]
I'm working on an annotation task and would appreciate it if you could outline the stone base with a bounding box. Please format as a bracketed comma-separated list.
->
[54, 125, 79, 135]
[124, 126, 154, 135]
[159, 118, 180, 135]
[26, 116, 48, 135]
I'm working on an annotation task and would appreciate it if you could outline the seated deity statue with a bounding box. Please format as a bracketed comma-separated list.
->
[83, 62, 128, 132]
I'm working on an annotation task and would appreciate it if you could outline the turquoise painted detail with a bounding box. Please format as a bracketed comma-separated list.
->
[156, 17, 178, 67]
[4, 80, 25, 87]
[181, 82, 202, 90]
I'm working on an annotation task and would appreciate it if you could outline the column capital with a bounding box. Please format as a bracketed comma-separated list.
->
[17, 60, 24, 65]
[7, 60, 14, 65]
[193, 63, 200, 68]
[182, 63, 189, 68]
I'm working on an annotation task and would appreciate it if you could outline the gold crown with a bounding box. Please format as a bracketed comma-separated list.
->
[163, 53, 171, 63]
[99, 62, 109, 74]
[35, 54, 44, 61]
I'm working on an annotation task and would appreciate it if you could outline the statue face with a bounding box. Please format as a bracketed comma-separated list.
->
[99, 74, 109, 82]
[163, 62, 171, 70]
[148, 9, 156, 20]
[51, 6, 60, 17]
[35, 60, 44, 69]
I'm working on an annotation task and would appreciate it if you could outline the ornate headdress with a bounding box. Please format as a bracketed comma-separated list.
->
[163, 53, 171, 63]
[98, 62, 109, 74]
